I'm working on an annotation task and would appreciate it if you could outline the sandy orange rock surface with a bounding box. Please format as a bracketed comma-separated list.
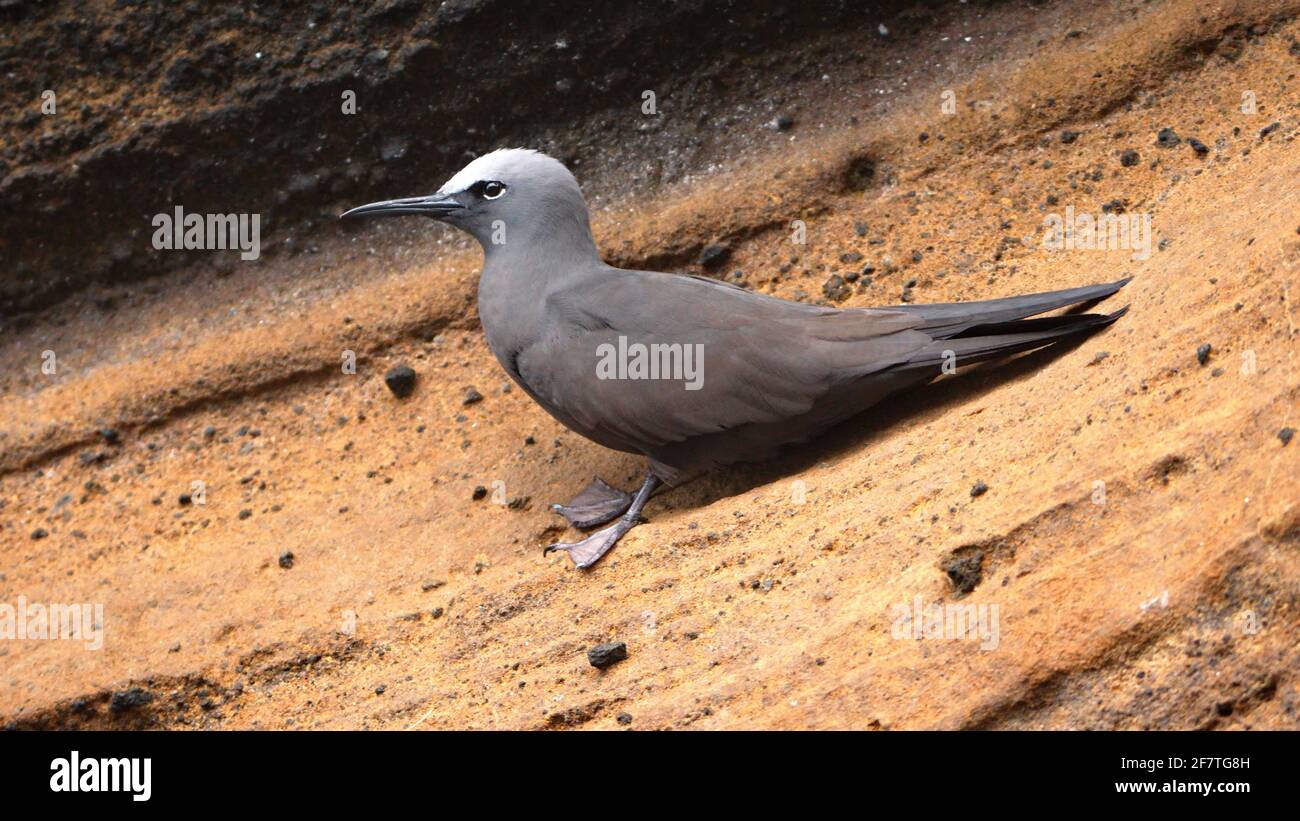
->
[1, 0, 1297, 729]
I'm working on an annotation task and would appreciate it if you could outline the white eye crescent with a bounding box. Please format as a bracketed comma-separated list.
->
[481, 180, 506, 199]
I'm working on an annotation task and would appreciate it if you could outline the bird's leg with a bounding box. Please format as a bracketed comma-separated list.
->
[544, 472, 661, 569]
[549, 476, 633, 529]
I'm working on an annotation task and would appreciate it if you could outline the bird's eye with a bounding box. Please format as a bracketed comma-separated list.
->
[480, 180, 506, 199]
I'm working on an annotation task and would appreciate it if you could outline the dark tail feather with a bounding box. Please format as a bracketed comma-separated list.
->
[887, 277, 1132, 338]
[901, 306, 1128, 372]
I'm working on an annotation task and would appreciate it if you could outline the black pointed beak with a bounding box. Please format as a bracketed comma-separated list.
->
[340, 193, 465, 220]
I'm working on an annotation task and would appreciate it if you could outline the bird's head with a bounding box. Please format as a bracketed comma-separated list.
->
[341, 148, 597, 258]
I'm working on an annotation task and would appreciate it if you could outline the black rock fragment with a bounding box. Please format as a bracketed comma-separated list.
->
[384, 365, 417, 398]
[587, 641, 628, 669]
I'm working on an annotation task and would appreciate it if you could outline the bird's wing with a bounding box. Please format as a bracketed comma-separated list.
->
[513, 269, 933, 457]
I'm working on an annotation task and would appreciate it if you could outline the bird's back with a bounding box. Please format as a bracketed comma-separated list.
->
[485, 261, 935, 482]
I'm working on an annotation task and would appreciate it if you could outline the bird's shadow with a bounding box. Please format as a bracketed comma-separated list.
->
[659, 332, 1098, 514]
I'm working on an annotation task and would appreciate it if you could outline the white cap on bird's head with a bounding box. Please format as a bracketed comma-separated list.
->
[341, 148, 597, 259]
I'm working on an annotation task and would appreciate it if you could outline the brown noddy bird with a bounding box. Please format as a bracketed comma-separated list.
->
[343, 149, 1128, 569]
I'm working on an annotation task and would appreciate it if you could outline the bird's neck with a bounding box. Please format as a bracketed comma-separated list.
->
[481, 209, 600, 270]
[476, 222, 602, 355]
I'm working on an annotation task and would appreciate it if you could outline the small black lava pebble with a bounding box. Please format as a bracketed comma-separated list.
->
[587, 641, 628, 669]
[384, 364, 417, 398]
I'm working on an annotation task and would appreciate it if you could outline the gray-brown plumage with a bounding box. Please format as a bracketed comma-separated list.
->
[343, 149, 1129, 568]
